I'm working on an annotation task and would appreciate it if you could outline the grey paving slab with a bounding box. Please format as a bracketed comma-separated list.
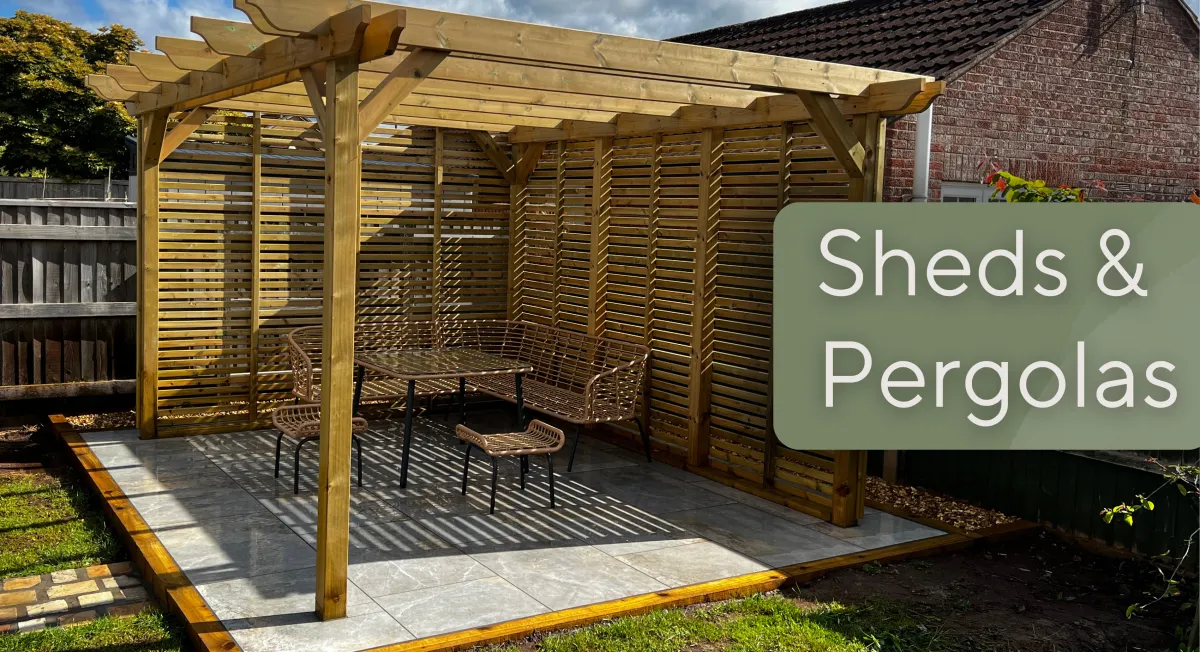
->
[154, 511, 317, 585]
[129, 485, 271, 528]
[84, 418, 940, 651]
[471, 544, 667, 611]
[197, 568, 412, 652]
[689, 479, 825, 526]
[259, 490, 408, 528]
[565, 466, 735, 515]
[345, 548, 495, 599]
[290, 518, 453, 556]
[375, 576, 548, 639]
[808, 512, 944, 549]
[663, 503, 863, 568]
[615, 541, 769, 586]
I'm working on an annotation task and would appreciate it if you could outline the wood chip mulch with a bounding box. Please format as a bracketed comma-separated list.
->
[64, 412, 136, 432]
[865, 476, 1018, 532]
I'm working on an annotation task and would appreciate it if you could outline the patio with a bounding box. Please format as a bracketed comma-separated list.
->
[80, 410, 943, 652]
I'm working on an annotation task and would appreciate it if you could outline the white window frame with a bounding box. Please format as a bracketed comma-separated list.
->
[941, 182, 1001, 202]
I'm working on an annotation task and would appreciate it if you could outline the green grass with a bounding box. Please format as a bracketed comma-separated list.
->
[0, 609, 184, 652]
[0, 471, 122, 580]
[492, 594, 950, 652]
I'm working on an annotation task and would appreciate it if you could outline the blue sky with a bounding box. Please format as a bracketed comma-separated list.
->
[1, 0, 1198, 45]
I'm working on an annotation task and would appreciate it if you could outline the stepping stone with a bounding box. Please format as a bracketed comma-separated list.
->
[0, 562, 152, 631]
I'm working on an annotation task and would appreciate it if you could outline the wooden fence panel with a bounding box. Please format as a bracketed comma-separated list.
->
[0, 177, 131, 202]
[0, 199, 137, 398]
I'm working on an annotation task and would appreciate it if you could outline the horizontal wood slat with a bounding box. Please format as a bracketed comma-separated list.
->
[0, 302, 136, 319]
[1, 225, 137, 241]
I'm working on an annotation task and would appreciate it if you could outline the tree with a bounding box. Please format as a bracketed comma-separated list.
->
[0, 11, 141, 179]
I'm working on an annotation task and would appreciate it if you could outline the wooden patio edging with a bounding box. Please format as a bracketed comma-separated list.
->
[47, 415, 242, 652]
[49, 412, 1042, 652]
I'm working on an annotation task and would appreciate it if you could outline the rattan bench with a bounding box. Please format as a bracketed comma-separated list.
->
[457, 420, 565, 514]
[272, 404, 367, 494]
[440, 320, 651, 471]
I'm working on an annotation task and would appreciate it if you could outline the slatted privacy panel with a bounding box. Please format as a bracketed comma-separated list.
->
[438, 130, 511, 321]
[0, 200, 137, 395]
[508, 120, 871, 524]
[151, 117, 512, 436]
[157, 114, 256, 435]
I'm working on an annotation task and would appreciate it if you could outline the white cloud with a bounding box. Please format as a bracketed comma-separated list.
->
[6, 0, 832, 45]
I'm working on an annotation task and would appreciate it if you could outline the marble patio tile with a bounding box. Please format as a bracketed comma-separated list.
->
[415, 509, 577, 549]
[564, 466, 735, 515]
[80, 429, 141, 445]
[154, 512, 316, 584]
[128, 485, 270, 528]
[197, 569, 411, 652]
[662, 503, 863, 568]
[375, 576, 547, 639]
[290, 518, 453, 557]
[807, 512, 943, 549]
[259, 491, 408, 528]
[550, 440, 639, 473]
[615, 541, 769, 587]
[689, 479, 825, 526]
[345, 547, 495, 599]
[470, 544, 667, 611]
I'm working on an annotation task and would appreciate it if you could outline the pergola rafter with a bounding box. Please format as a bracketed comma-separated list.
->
[87, 0, 945, 626]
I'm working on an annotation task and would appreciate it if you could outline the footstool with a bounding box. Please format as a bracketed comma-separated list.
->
[457, 420, 565, 514]
[272, 404, 368, 494]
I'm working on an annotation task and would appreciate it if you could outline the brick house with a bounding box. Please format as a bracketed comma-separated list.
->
[673, 0, 1199, 202]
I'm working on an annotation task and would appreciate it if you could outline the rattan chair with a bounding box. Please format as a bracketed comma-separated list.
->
[272, 404, 368, 494]
[457, 420, 565, 514]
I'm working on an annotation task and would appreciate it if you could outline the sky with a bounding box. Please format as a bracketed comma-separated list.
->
[1, 0, 1197, 47]
[0, 0, 840, 44]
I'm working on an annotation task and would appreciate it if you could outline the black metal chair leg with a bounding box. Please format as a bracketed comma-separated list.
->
[489, 456, 499, 514]
[634, 417, 652, 463]
[294, 436, 315, 494]
[567, 425, 582, 472]
[273, 432, 284, 478]
[520, 455, 528, 490]
[461, 443, 473, 495]
[352, 435, 363, 487]
[546, 453, 555, 508]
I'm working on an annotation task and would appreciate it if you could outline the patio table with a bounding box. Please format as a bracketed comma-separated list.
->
[353, 348, 534, 488]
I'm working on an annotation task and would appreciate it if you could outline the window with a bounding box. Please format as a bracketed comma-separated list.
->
[941, 182, 1002, 203]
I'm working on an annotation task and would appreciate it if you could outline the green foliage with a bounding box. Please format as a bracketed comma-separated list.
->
[983, 170, 1095, 202]
[1104, 459, 1199, 648]
[0, 471, 123, 579]
[0, 11, 141, 179]
[0, 608, 183, 652]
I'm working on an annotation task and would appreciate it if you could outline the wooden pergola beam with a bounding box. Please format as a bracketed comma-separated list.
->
[513, 142, 547, 185]
[159, 107, 216, 163]
[358, 48, 448, 140]
[796, 90, 866, 179]
[238, 0, 923, 95]
[469, 131, 515, 183]
[131, 6, 402, 114]
[135, 108, 170, 440]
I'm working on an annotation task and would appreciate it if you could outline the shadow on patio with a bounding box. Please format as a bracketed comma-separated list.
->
[80, 407, 944, 652]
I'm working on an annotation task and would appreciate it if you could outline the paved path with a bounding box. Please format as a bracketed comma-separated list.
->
[0, 562, 150, 633]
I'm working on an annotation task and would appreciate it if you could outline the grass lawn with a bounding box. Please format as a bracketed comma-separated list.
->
[0, 470, 122, 580]
[494, 594, 940, 652]
[0, 609, 183, 652]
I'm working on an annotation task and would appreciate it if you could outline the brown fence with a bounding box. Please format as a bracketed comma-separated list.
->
[0, 177, 131, 202]
[143, 112, 881, 526]
[0, 199, 138, 399]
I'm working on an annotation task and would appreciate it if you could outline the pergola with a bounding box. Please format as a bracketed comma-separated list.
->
[87, 0, 942, 621]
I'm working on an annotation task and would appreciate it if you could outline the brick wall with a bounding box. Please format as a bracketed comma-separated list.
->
[884, 0, 1199, 202]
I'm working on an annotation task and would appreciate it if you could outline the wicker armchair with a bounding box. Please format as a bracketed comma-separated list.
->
[439, 320, 651, 471]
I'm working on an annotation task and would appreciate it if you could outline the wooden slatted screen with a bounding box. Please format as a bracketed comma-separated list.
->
[147, 112, 873, 524]
[154, 115, 511, 436]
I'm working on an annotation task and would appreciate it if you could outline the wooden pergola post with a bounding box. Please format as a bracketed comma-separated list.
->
[135, 109, 168, 440]
[315, 52, 361, 621]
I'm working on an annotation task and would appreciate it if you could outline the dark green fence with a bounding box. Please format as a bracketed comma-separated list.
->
[876, 450, 1197, 556]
